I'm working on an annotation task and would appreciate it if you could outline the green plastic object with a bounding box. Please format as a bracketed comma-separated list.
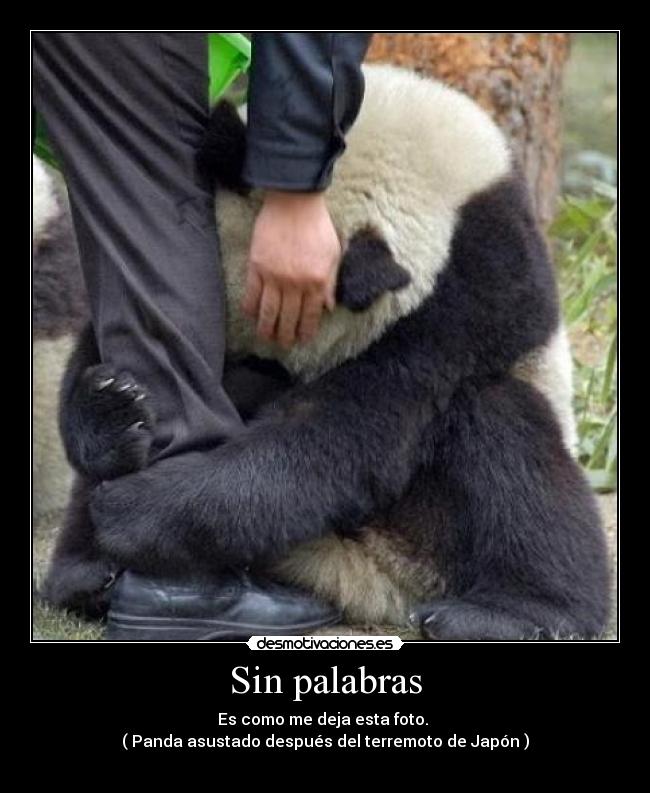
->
[208, 32, 251, 105]
[34, 32, 251, 170]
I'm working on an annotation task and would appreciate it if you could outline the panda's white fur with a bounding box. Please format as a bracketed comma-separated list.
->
[271, 529, 446, 625]
[32, 156, 60, 247]
[214, 65, 577, 624]
[514, 325, 577, 453]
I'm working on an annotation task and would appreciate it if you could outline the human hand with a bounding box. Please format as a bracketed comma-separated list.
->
[242, 191, 341, 348]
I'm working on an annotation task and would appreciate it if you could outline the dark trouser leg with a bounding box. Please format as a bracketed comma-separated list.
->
[33, 32, 243, 462]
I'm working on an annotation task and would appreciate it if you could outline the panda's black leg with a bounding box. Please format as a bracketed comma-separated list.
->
[60, 326, 155, 481]
[413, 376, 609, 642]
[41, 477, 119, 618]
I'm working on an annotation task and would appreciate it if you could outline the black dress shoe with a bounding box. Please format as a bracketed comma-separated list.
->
[105, 570, 341, 641]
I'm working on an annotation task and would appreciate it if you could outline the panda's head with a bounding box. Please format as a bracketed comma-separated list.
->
[209, 64, 512, 381]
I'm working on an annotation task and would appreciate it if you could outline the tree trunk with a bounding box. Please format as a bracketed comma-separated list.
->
[366, 33, 570, 228]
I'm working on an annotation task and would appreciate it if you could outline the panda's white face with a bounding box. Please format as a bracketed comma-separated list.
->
[216, 64, 511, 381]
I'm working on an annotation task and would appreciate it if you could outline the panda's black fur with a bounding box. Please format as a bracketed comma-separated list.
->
[42, 68, 610, 640]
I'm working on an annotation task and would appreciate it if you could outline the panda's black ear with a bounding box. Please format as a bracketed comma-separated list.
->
[336, 228, 411, 312]
[197, 100, 249, 195]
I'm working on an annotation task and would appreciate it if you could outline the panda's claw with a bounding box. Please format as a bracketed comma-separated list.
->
[94, 377, 115, 391]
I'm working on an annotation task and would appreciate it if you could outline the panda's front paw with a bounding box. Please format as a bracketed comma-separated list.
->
[70, 365, 155, 481]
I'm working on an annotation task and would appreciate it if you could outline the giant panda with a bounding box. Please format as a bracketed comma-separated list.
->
[41, 64, 609, 640]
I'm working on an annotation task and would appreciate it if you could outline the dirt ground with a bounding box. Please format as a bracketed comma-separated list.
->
[31, 492, 618, 641]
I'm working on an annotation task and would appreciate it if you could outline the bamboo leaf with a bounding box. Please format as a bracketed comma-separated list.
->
[588, 412, 617, 470]
[606, 422, 618, 473]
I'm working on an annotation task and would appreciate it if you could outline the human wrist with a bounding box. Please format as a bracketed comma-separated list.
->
[261, 190, 327, 211]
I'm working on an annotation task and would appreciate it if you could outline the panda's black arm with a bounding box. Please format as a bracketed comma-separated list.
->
[88, 351, 433, 575]
[423, 175, 561, 384]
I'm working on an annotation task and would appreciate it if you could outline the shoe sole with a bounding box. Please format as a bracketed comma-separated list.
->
[105, 611, 343, 641]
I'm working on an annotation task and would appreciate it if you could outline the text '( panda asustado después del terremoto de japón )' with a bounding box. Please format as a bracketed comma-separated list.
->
[120, 722, 530, 752]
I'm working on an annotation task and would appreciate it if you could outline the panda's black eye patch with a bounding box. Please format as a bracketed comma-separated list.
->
[336, 227, 411, 312]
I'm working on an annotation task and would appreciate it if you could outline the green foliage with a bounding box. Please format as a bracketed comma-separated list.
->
[550, 183, 618, 491]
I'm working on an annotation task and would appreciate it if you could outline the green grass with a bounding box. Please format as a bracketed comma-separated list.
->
[32, 600, 104, 641]
[550, 183, 618, 492]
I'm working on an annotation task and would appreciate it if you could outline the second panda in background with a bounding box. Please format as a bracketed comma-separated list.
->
[33, 157, 88, 523]
[43, 64, 609, 640]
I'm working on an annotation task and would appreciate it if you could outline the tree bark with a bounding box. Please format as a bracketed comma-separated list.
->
[366, 33, 570, 228]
